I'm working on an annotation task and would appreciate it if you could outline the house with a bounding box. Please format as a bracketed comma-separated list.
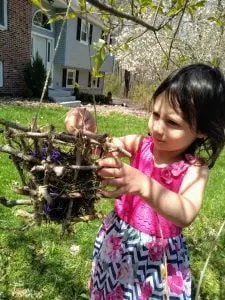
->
[0, 0, 114, 98]
[0, 0, 32, 96]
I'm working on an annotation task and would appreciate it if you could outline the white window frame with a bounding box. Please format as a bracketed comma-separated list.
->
[66, 69, 76, 88]
[0, 0, 8, 31]
[32, 9, 52, 32]
[80, 19, 90, 44]
[0, 61, 3, 87]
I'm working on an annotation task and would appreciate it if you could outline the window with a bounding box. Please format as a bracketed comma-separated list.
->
[67, 70, 75, 87]
[76, 17, 93, 44]
[101, 30, 113, 45]
[0, 0, 7, 30]
[33, 10, 52, 31]
[0, 61, 3, 87]
[81, 19, 88, 42]
[88, 72, 100, 88]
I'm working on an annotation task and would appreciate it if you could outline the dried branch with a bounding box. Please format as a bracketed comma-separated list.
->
[105, 141, 132, 157]
[166, 0, 190, 69]
[0, 197, 32, 207]
[86, 0, 164, 31]
[9, 130, 108, 144]
[0, 144, 38, 162]
[0, 119, 30, 132]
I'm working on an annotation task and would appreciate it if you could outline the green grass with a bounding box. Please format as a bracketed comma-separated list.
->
[0, 103, 224, 299]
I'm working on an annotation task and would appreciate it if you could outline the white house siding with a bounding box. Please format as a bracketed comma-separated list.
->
[53, 64, 63, 88]
[54, 20, 66, 65]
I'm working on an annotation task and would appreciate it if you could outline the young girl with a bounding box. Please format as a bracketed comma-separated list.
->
[90, 64, 225, 299]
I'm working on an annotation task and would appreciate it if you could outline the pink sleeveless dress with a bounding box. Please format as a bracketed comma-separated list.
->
[91, 136, 193, 299]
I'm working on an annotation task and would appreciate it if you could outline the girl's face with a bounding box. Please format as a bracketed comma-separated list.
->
[148, 93, 203, 157]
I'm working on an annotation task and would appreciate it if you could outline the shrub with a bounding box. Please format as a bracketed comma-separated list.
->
[79, 93, 111, 105]
[23, 53, 50, 99]
[79, 92, 93, 104]
[73, 82, 80, 99]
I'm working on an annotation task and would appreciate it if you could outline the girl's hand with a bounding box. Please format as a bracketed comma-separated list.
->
[97, 157, 147, 198]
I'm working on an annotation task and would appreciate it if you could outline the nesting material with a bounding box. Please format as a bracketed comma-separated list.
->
[0, 119, 130, 233]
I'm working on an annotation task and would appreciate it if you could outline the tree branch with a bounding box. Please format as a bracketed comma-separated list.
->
[166, 0, 190, 69]
[86, 0, 162, 32]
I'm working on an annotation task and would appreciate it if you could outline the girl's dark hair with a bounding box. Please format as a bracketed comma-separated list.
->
[152, 63, 225, 168]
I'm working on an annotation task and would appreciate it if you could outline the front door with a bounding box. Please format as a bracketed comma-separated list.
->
[32, 33, 54, 87]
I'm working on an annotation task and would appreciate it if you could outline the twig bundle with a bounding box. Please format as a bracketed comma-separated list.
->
[0, 119, 129, 233]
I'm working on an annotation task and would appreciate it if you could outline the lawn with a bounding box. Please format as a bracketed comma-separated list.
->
[0, 102, 224, 299]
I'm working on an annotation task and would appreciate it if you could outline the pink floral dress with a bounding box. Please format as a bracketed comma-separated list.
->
[90, 136, 195, 299]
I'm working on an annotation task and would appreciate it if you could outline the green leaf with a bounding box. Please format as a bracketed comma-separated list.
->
[79, 0, 86, 10]
[167, 7, 180, 17]
[91, 39, 107, 78]
[31, 0, 48, 13]
[176, 0, 185, 9]
[211, 56, 219, 67]
[66, 12, 78, 20]
[48, 15, 64, 24]
[48, 12, 77, 24]
[124, 43, 129, 50]
[194, 0, 206, 8]
[208, 16, 224, 28]
[177, 56, 188, 64]
[165, 24, 173, 31]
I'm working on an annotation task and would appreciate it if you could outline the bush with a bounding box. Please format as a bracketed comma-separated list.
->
[79, 92, 93, 104]
[79, 93, 111, 105]
[23, 53, 50, 99]
[73, 82, 80, 99]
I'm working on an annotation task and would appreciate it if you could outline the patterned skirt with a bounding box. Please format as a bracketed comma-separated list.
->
[90, 211, 191, 300]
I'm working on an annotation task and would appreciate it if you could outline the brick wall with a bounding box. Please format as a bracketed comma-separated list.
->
[0, 0, 32, 96]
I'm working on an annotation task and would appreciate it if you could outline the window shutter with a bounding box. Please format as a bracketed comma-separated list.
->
[97, 77, 100, 88]
[75, 70, 79, 83]
[76, 17, 81, 41]
[88, 72, 91, 87]
[62, 68, 67, 87]
[89, 24, 93, 45]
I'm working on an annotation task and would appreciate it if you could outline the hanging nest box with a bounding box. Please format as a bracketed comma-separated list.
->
[0, 119, 130, 233]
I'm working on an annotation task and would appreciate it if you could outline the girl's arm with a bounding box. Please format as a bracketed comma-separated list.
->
[98, 157, 209, 228]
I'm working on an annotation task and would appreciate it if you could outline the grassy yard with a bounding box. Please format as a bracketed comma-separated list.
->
[0, 103, 224, 299]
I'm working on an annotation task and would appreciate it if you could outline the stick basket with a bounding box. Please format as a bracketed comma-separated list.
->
[0, 119, 112, 233]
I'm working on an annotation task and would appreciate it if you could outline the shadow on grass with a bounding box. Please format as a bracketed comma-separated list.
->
[0, 223, 91, 299]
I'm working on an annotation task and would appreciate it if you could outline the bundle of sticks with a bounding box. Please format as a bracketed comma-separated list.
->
[0, 119, 130, 233]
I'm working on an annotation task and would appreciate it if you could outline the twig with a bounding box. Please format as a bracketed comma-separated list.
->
[0, 144, 38, 162]
[166, 0, 190, 69]
[31, 164, 98, 176]
[9, 130, 108, 144]
[0, 197, 32, 207]
[32, 0, 73, 130]
[105, 141, 132, 157]
[5, 133, 27, 186]
[86, 0, 165, 32]
[0, 119, 30, 131]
